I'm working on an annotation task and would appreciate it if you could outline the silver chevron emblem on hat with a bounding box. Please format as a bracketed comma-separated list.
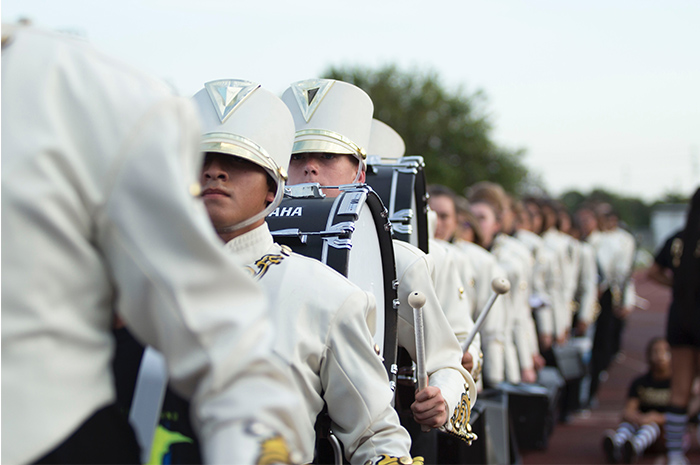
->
[291, 79, 334, 122]
[204, 79, 261, 123]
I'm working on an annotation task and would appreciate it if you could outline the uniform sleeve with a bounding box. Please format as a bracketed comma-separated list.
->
[429, 248, 482, 381]
[499, 255, 535, 371]
[531, 244, 554, 336]
[563, 240, 583, 312]
[576, 244, 600, 325]
[475, 259, 507, 346]
[615, 232, 637, 309]
[98, 96, 304, 464]
[479, 261, 508, 386]
[531, 249, 554, 337]
[427, 250, 474, 344]
[323, 290, 412, 464]
[395, 249, 476, 441]
[546, 245, 568, 338]
[623, 280, 637, 309]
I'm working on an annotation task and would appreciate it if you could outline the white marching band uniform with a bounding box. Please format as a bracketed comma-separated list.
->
[193, 80, 412, 464]
[226, 223, 412, 464]
[515, 228, 558, 339]
[429, 238, 484, 382]
[542, 227, 576, 340]
[369, 118, 483, 384]
[595, 227, 637, 308]
[2, 27, 304, 464]
[574, 240, 600, 327]
[492, 234, 539, 379]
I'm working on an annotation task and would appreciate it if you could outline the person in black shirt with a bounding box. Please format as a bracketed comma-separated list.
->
[655, 187, 700, 465]
[602, 337, 672, 463]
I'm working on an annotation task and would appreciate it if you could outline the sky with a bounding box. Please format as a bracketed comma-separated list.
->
[4, 0, 699, 202]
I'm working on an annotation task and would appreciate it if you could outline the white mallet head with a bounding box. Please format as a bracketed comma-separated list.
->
[491, 278, 511, 295]
[408, 291, 427, 309]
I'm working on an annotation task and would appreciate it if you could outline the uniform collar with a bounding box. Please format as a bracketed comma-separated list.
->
[224, 222, 275, 264]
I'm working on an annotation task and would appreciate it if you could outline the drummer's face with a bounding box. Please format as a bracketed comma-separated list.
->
[200, 153, 274, 238]
[428, 195, 457, 241]
[288, 152, 365, 197]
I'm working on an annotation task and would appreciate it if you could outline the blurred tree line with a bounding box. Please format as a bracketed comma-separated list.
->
[323, 64, 530, 194]
[561, 189, 691, 230]
[323, 64, 689, 230]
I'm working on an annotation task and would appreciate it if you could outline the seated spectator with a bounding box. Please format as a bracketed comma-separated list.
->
[602, 337, 672, 463]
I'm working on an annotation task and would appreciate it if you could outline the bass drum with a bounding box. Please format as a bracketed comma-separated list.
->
[365, 155, 429, 254]
[266, 183, 399, 386]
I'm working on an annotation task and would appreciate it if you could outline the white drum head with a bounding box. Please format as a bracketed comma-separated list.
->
[347, 202, 386, 355]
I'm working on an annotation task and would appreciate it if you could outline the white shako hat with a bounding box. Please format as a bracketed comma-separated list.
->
[281, 79, 373, 169]
[193, 79, 294, 230]
[368, 118, 406, 161]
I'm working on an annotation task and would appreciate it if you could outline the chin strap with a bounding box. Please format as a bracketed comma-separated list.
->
[216, 180, 285, 234]
[352, 161, 365, 183]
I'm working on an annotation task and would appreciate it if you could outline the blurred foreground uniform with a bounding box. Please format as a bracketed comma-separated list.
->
[1, 28, 303, 464]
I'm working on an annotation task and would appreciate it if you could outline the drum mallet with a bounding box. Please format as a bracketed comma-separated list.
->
[408, 290, 432, 432]
[461, 277, 511, 353]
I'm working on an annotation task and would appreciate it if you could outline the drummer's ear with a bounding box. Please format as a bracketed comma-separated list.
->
[264, 176, 277, 206]
[265, 190, 276, 205]
[357, 169, 366, 183]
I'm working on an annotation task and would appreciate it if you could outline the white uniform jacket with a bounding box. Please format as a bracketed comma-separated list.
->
[542, 228, 575, 338]
[516, 229, 554, 334]
[227, 224, 411, 464]
[563, 235, 582, 315]
[427, 239, 483, 382]
[2, 26, 303, 465]
[453, 240, 512, 385]
[492, 234, 539, 374]
[595, 228, 637, 308]
[575, 240, 599, 326]
[392, 241, 477, 440]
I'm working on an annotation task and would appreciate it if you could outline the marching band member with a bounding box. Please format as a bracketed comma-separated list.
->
[540, 199, 577, 345]
[569, 212, 599, 338]
[521, 197, 563, 350]
[452, 199, 512, 386]
[468, 183, 539, 384]
[500, 193, 547, 375]
[367, 120, 482, 381]
[281, 80, 477, 456]
[425, 185, 485, 381]
[589, 203, 637, 405]
[599, 206, 637, 355]
[2, 27, 303, 464]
